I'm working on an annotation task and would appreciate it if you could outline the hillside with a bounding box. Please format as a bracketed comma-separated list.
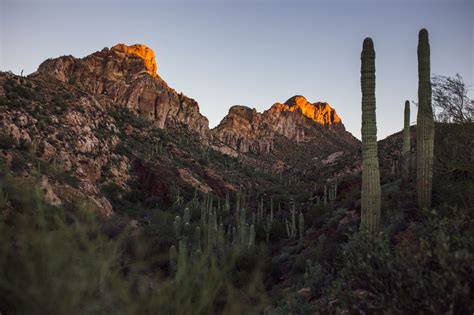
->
[0, 44, 363, 213]
[0, 42, 472, 314]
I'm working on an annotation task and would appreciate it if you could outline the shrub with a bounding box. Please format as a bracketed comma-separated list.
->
[0, 173, 268, 314]
[325, 213, 473, 314]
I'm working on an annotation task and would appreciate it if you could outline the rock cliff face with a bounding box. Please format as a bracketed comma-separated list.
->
[34, 44, 209, 137]
[213, 95, 358, 154]
[112, 44, 158, 77]
[0, 43, 364, 215]
[32, 44, 358, 159]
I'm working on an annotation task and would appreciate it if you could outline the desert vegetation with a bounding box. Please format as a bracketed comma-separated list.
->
[0, 28, 473, 314]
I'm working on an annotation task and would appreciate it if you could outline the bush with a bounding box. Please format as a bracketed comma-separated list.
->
[325, 213, 473, 314]
[0, 173, 268, 314]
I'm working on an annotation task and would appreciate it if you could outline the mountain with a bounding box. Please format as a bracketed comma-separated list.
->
[33, 43, 359, 159]
[0, 43, 363, 214]
[212, 95, 360, 177]
[34, 43, 210, 137]
[2, 35, 472, 315]
[213, 95, 358, 154]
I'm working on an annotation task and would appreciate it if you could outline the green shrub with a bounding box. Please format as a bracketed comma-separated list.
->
[0, 173, 268, 314]
[325, 213, 473, 314]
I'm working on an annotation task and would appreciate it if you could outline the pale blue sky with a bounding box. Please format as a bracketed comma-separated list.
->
[1, 0, 473, 139]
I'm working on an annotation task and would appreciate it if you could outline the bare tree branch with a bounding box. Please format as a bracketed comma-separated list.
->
[431, 74, 473, 123]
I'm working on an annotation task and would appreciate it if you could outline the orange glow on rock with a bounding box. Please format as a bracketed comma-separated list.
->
[272, 95, 342, 125]
[112, 43, 158, 77]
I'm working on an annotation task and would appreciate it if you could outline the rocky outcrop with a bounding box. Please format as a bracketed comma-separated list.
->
[213, 95, 358, 154]
[212, 106, 274, 153]
[112, 44, 158, 77]
[34, 44, 209, 137]
[271, 95, 341, 126]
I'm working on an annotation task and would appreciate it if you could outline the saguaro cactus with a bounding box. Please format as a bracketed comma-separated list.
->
[402, 100, 411, 179]
[360, 38, 381, 237]
[248, 224, 255, 247]
[416, 29, 434, 209]
[298, 212, 304, 240]
[169, 245, 177, 274]
[285, 204, 297, 239]
[263, 214, 272, 243]
[194, 226, 202, 255]
[173, 216, 183, 240]
[329, 182, 337, 203]
[183, 208, 191, 224]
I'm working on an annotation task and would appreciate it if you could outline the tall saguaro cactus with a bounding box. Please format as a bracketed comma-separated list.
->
[416, 29, 434, 209]
[402, 100, 411, 179]
[360, 38, 381, 237]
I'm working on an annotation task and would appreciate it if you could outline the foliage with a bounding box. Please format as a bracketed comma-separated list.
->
[0, 173, 268, 314]
[325, 212, 473, 314]
[432, 73, 473, 123]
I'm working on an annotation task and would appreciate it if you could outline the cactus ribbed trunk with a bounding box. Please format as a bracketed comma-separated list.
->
[402, 100, 411, 179]
[416, 29, 434, 209]
[360, 38, 381, 237]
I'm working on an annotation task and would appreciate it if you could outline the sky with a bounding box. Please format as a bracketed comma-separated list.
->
[1, 0, 473, 139]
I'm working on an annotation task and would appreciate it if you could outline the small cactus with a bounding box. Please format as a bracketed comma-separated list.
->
[298, 212, 304, 240]
[224, 192, 230, 214]
[248, 224, 255, 247]
[391, 159, 397, 176]
[207, 208, 216, 249]
[323, 185, 328, 205]
[169, 245, 177, 274]
[232, 226, 237, 246]
[200, 205, 207, 227]
[285, 204, 297, 239]
[257, 197, 264, 223]
[270, 198, 274, 222]
[184, 222, 191, 237]
[183, 208, 191, 224]
[263, 214, 272, 243]
[402, 100, 411, 180]
[217, 223, 225, 251]
[177, 240, 187, 277]
[173, 216, 183, 240]
[241, 223, 249, 246]
[329, 182, 337, 203]
[194, 226, 201, 254]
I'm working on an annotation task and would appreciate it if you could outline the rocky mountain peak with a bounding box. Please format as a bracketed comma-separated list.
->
[213, 96, 358, 155]
[33, 44, 210, 137]
[270, 95, 342, 125]
[111, 43, 158, 77]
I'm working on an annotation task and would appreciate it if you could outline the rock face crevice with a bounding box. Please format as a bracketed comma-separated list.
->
[34, 44, 210, 137]
[212, 95, 358, 154]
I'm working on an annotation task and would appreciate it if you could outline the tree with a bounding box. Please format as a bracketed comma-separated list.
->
[432, 74, 473, 123]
